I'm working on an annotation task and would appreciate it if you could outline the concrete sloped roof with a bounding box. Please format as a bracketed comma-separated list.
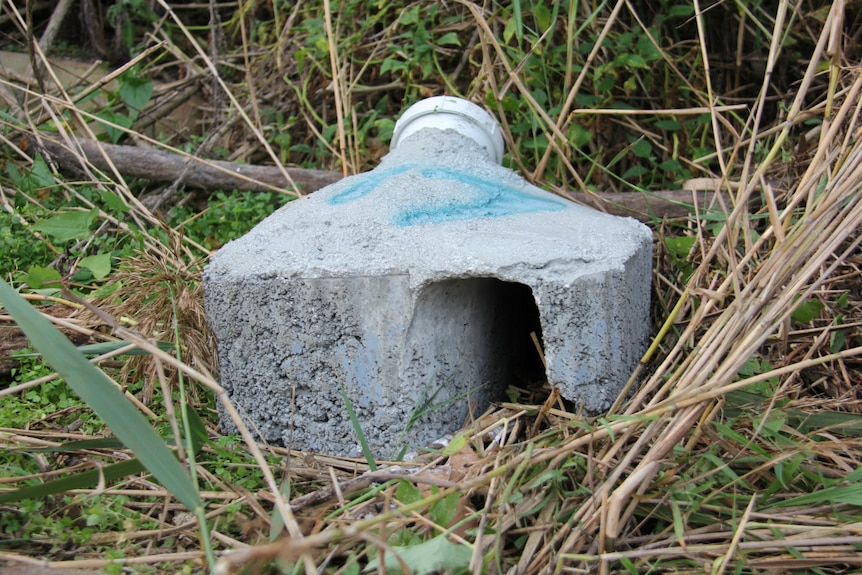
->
[209, 129, 651, 290]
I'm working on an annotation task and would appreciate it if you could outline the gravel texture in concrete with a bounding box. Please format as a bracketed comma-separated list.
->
[204, 128, 652, 457]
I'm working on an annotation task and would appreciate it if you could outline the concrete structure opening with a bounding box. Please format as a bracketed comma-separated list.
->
[495, 280, 546, 387]
[408, 277, 546, 408]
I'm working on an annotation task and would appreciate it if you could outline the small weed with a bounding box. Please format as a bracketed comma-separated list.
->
[662, 234, 697, 281]
[105, 0, 159, 56]
[94, 69, 154, 143]
[168, 190, 289, 250]
[0, 210, 56, 281]
[3, 352, 101, 433]
[0, 492, 160, 555]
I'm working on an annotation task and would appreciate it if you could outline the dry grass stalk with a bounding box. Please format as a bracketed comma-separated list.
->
[74, 224, 214, 405]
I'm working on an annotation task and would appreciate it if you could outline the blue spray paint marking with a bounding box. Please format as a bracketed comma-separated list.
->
[328, 165, 414, 205]
[396, 167, 566, 226]
[328, 165, 567, 226]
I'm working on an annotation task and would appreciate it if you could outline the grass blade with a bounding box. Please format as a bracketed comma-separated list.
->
[77, 340, 176, 356]
[341, 385, 377, 471]
[0, 459, 145, 503]
[0, 279, 202, 511]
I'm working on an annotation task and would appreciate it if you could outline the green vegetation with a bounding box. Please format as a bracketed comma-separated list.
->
[170, 191, 287, 251]
[4, 353, 102, 432]
[0, 0, 860, 574]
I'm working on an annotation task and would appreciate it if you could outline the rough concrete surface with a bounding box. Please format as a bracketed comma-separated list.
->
[204, 129, 653, 457]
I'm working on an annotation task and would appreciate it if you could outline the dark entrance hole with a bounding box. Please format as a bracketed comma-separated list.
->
[493, 280, 546, 386]
[413, 277, 546, 397]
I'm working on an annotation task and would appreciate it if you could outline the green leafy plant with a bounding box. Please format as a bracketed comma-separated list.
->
[106, 0, 159, 54]
[663, 234, 697, 281]
[2, 357, 99, 432]
[0, 215, 56, 281]
[95, 70, 153, 143]
[169, 190, 289, 250]
[366, 534, 472, 574]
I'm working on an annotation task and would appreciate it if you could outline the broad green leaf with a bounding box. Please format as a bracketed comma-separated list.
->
[668, 5, 695, 17]
[442, 433, 466, 456]
[365, 534, 472, 574]
[755, 412, 787, 436]
[830, 328, 846, 353]
[342, 554, 360, 575]
[429, 491, 462, 527]
[617, 32, 635, 49]
[100, 189, 129, 214]
[622, 165, 648, 180]
[90, 279, 123, 299]
[381, 57, 407, 75]
[0, 279, 201, 511]
[637, 34, 663, 62]
[21, 266, 62, 289]
[23, 155, 57, 192]
[313, 36, 329, 56]
[616, 53, 648, 69]
[664, 236, 697, 259]
[533, 4, 552, 31]
[79, 253, 112, 280]
[11, 154, 56, 193]
[655, 119, 682, 131]
[437, 32, 460, 46]
[95, 111, 134, 144]
[568, 123, 592, 147]
[503, 17, 517, 44]
[396, 479, 423, 505]
[399, 5, 419, 24]
[373, 118, 396, 142]
[791, 298, 824, 323]
[118, 72, 153, 116]
[631, 138, 653, 159]
[658, 159, 684, 173]
[737, 355, 771, 378]
[31, 208, 97, 243]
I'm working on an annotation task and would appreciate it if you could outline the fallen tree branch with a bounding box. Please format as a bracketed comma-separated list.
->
[21, 132, 341, 196]
[20, 131, 736, 221]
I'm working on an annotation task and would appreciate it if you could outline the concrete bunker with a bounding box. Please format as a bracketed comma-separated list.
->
[203, 97, 654, 457]
[405, 277, 546, 411]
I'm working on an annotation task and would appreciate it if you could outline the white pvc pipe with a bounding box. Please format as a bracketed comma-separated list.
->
[391, 96, 505, 164]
